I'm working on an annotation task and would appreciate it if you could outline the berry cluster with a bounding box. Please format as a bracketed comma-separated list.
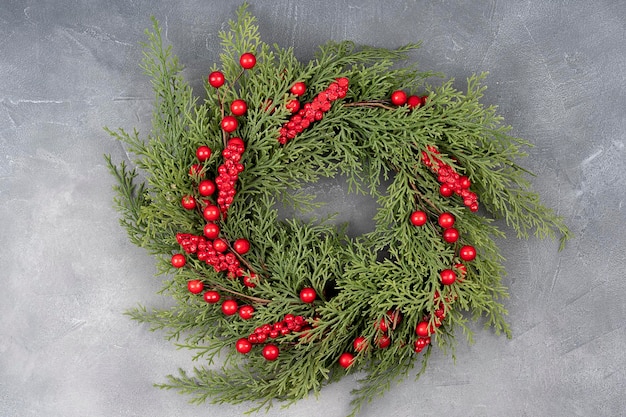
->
[374, 309, 401, 349]
[247, 314, 308, 346]
[176, 232, 244, 277]
[414, 292, 451, 352]
[421, 145, 478, 212]
[390, 89, 428, 109]
[277, 77, 349, 144]
[216, 137, 245, 215]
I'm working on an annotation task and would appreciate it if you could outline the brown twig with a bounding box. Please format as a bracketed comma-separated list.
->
[343, 100, 396, 111]
[210, 282, 272, 304]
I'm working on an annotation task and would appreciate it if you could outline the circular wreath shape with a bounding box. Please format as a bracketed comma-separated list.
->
[106, 5, 569, 416]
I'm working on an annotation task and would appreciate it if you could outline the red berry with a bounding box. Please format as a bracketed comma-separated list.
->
[189, 164, 203, 177]
[181, 195, 196, 210]
[454, 263, 467, 276]
[233, 238, 250, 255]
[407, 95, 422, 108]
[187, 280, 204, 294]
[390, 90, 407, 106]
[230, 99, 247, 116]
[221, 299, 238, 315]
[243, 273, 257, 288]
[286, 99, 300, 113]
[239, 52, 256, 69]
[235, 338, 252, 354]
[440, 269, 457, 285]
[377, 317, 388, 333]
[290, 82, 306, 96]
[198, 179, 216, 196]
[203, 223, 220, 239]
[196, 145, 212, 161]
[213, 238, 228, 253]
[459, 245, 477, 261]
[443, 227, 459, 243]
[377, 335, 391, 349]
[171, 253, 186, 268]
[459, 176, 471, 189]
[415, 321, 432, 337]
[208, 71, 225, 88]
[410, 210, 428, 226]
[221, 116, 238, 133]
[440, 184, 454, 197]
[203, 205, 220, 221]
[299, 287, 316, 303]
[338, 352, 354, 368]
[203, 291, 220, 304]
[438, 212, 455, 229]
[353, 336, 367, 352]
[238, 305, 255, 320]
[262, 344, 279, 361]
[228, 137, 245, 150]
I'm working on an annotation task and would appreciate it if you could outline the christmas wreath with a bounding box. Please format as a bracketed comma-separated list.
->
[106, 5, 569, 416]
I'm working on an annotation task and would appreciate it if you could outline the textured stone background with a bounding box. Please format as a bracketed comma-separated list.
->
[1, 1, 625, 416]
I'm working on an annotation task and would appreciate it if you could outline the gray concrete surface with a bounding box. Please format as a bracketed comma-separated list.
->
[1, 1, 625, 416]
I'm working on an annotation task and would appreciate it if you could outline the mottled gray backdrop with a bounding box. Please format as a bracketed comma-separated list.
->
[1, 1, 624, 416]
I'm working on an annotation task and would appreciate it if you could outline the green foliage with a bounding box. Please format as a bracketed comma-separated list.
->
[105, 4, 570, 416]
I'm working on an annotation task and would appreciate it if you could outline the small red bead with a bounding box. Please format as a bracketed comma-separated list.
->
[262, 344, 279, 361]
[203, 223, 220, 240]
[235, 338, 252, 354]
[438, 212, 455, 229]
[230, 99, 247, 116]
[198, 179, 216, 196]
[390, 90, 407, 106]
[171, 254, 186, 268]
[459, 245, 477, 261]
[353, 336, 367, 352]
[233, 238, 250, 255]
[203, 205, 220, 222]
[299, 287, 316, 303]
[243, 273, 257, 288]
[443, 227, 459, 243]
[377, 335, 391, 349]
[290, 82, 306, 96]
[213, 238, 228, 253]
[440, 184, 454, 197]
[410, 210, 428, 226]
[239, 52, 256, 69]
[221, 299, 238, 316]
[440, 269, 457, 285]
[286, 99, 300, 113]
[407, 95, 423, 108]
[208, 71, 225, 88]
[415, 321, 432, 337]
[181, 195, 196, 210]
[221, 116, 238, 133]
[203, 291, 220, 304]
[338, 352, 354, 369]
[187, 279, 204, 294]
[196, 145, 212, 161]
[238, 305, 255, 320]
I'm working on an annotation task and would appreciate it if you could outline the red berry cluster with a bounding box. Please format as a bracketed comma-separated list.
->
[421, 145, 478, 212]
[390, 89, 428, 109]
[176, 232, 244, 277]
[216, 137, 245, 215]
[277, 77, 349, 144]
[414, 292, 450, 353]
[236, 314, 310, 360]
[374, 310, 402, 349]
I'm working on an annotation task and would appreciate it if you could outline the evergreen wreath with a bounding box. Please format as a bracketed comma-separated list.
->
[105, 5, 570, 416]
